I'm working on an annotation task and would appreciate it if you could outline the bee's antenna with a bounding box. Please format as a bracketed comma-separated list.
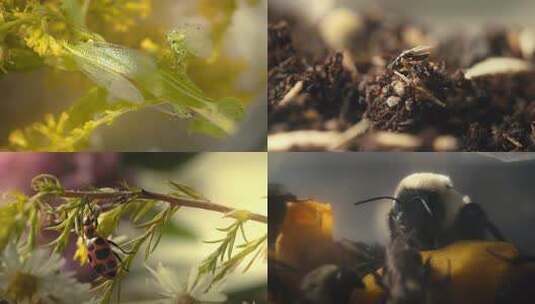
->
[354, 196, 401, 206]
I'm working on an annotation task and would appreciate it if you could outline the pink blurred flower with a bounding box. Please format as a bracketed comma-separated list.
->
[0, 153, 122, 193]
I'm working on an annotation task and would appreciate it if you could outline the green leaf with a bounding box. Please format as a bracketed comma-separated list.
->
[218, 97, 245, 121]
[31, 174, 63, 193]
[161, 220, 197, 240]
[64, 86, 109, 129]
[188, 116, 227, 138]
[169, 181, 207, 200]
[97, 206, 125, 238]
[130, 200, 157, 223]
[0, 202, 24, 252]
[65, 41, 240, 136]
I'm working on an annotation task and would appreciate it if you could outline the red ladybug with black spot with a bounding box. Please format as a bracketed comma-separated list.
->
[83, 211, 129, 279]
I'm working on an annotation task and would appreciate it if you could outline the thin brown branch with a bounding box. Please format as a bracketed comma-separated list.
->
[61, 189, 267, 224]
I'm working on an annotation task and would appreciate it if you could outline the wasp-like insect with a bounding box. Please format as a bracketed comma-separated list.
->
[388, 45, 433, 70]
[79, 203, 131, 279]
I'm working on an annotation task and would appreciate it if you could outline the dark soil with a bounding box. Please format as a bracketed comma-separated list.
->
[268, 9, 535, 151]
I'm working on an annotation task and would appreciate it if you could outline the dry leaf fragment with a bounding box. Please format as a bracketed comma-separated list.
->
[464, 57, 532, 79]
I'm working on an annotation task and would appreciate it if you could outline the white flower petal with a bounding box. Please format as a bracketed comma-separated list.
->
[0, 242, 92, 303]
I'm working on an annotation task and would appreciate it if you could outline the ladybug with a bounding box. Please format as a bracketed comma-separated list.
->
[82, 208, 129, 279]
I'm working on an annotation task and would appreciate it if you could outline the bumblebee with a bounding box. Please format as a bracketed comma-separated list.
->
[356, 173, 505, 250]
[353, 173, 535, 304]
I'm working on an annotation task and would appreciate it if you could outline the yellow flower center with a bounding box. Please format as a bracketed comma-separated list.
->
[7, 271, 38, 301]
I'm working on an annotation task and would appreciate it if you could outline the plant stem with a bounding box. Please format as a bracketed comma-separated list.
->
[61, 189, 268, 224]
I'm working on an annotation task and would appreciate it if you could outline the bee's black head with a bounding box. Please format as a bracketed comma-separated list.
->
[356, 173, 466, 250]
[390, 173, 464, 249]
[82, 206, 101, 239]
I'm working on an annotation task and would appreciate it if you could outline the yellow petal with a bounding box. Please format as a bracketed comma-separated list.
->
[73, 236, 89, 266]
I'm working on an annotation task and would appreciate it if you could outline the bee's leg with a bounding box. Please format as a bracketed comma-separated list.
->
[455, 203, 506, 242]
[485, 220, 506, 242]
[383, 234, 430, 304]
[112, 250, 129, 273]
[88, 270, 104, 282]
[108, 240, 134, 254]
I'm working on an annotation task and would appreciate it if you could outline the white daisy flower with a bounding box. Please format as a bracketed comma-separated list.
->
[146, 263, 227, 304]
[0, 242, 94, 304]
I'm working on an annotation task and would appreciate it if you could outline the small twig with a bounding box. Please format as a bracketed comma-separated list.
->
[504, 134, 524, 148]
[342, 50, 359, 80]
[278, 81, 304, 108]
[61, 189, 267, 224]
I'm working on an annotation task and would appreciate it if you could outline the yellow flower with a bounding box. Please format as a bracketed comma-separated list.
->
[140, 37, 160, 54]
[89, 0, 152, 33]
[275, 200, 337, 271]
[73, 236, 89, 266]
[21, 25, 63, 57]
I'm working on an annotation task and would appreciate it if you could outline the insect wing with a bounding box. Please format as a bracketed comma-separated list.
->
[69, 42, 158, 103]
[75, 57, 144, 103]
[404, 45, 433, 61]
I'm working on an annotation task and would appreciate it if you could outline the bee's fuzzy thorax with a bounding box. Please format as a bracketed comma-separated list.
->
[395, 173, 453, 195]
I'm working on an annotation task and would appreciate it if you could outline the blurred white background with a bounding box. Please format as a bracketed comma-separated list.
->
[270, 0, 535, 27]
